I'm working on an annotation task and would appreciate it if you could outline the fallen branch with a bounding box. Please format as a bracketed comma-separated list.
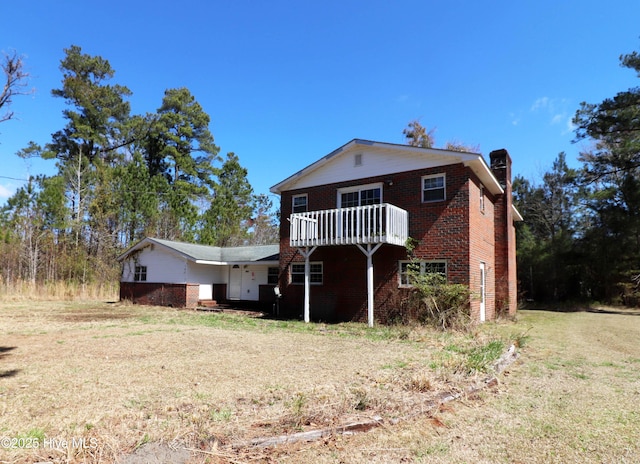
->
[230, 344, 520, 450]
[238, 416, 384, 448]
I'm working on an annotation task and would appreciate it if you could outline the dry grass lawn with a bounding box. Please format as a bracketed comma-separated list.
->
[1, 301, 639, 463]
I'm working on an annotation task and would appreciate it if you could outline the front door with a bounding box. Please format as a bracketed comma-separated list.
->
[479, 262, 486, 322]
[229, 265, 242, 300]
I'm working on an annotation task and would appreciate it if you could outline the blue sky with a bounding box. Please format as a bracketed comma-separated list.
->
[1, 1, 639, 205]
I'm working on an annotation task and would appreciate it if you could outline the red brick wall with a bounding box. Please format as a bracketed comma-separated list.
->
[401, 164, 470, 285]
[277, 163, 487, 323]
[490, 149, 518, 316]
[186, 283, 200, 308]
[468, 175, 497, 321]
[120, 282, 199, 308]
[507, 216, 518, 315]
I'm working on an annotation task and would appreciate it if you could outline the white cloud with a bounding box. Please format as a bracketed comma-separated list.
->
[562, 116, 576, 135]
[394, 94, 422, 108]
[531, 97, 573, 132]
[0, 184, 14, 200]
[551, 113, 564, 125]
[531, 97, 550, 112]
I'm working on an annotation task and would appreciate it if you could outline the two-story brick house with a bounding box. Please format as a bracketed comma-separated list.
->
[270, 139, 521, 326]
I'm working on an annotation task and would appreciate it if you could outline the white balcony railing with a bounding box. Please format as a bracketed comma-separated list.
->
[289, 203, 408, 248]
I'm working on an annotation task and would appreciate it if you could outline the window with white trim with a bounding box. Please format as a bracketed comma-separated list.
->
[292, 194, 308, 213]
[134, 265, 147, 282]
[267, 267, 279, 285]
[479, 184, 485, 213]
[422, 174, 445, 202]
[398, 260, 446, 287]
[290, 262, 323, 285]
[337, 183, 382, 208]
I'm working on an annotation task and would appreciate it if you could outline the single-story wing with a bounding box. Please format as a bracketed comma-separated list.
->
[117, 237, 280, 308]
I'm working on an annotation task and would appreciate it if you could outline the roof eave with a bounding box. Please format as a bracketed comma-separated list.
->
[194, 260, 226, 266]
[462, 156, 504, 196]
[512, 205, 524, 222]
[270, 139, 362, 194]
[270, 139, 505, 195]
[117, 237, 215, 263]
[116, 237, 154, 262]
[195, 259, 280, 266]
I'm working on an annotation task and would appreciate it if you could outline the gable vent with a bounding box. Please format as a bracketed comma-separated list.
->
[354, 153, 363, 167]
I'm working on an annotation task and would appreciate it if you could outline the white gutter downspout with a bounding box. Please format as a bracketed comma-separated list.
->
[356, 243, 383, 327]
[297, 246, 317, 323]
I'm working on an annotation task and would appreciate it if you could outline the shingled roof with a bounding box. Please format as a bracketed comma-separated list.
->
[117, 237, 279, 264]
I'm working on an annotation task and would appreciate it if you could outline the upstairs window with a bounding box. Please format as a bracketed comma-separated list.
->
[292, 194, 308, 213]
[134, 265, 147, 282]
[422, 174, 445, 202]
[479, 184, 485, 213]
[338, 183, 382, 208]
[360, 188, 381, 205]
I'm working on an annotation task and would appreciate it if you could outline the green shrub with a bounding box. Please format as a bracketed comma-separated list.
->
[398, 271, 471, 331]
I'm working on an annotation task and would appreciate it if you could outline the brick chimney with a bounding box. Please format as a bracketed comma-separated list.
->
[490, 149, 518, 316]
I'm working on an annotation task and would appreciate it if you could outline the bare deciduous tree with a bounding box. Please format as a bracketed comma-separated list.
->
[1, 50, 32, 124]
[403, 119, 436, 148]
[444, 140, 480, 153]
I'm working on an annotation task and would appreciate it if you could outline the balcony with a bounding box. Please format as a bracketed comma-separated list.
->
[289, 203, 409, 248]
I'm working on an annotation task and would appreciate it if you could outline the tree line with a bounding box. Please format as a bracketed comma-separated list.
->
[515, 47, 640, 305]
[0, 45, 279, 288]
[3, 44, 640, 307]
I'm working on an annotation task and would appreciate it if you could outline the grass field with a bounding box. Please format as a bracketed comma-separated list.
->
[1, 301, 639, 463]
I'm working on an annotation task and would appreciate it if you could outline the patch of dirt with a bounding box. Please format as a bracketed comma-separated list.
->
[120, 442, 191, 464]
[196, 305, 267, 318]
[586, 306, 640, 316]
[57, 311, 139, 322]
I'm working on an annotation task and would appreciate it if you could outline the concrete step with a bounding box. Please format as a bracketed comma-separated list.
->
[197, 300, 218, 308]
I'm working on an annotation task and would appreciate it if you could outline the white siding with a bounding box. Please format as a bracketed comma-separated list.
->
[187, 263, 223, 300]
[227, 264, 271, 301]
[242, 265, 268, 301]
[210, 266, 225, 282]
[286, 147, 454, 191]
[199, 284, 212, 300]
[120, 243, 275, 302]
[187, 262, 221, 284]
[120, 245, 187, 283]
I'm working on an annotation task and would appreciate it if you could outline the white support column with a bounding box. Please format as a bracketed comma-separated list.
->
[297, 246, 317, 323]
[356, 243, 383, 327]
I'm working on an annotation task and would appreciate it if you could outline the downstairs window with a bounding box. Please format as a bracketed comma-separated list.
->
[398, 260, 446, 287]
[290, 262, 323, 285]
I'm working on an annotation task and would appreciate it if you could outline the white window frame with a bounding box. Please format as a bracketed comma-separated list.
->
[134, 265, 147, 282]
[267, 267, 279, 285]
[292, 194, 308, 213]
[398, 260, 447, 287]
[422, 173, 446, 203]
[290, 262, 323, 285]
[337, 182, 383, 208]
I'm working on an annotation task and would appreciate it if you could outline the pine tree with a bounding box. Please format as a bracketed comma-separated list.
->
[199, 153, 253, 247]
